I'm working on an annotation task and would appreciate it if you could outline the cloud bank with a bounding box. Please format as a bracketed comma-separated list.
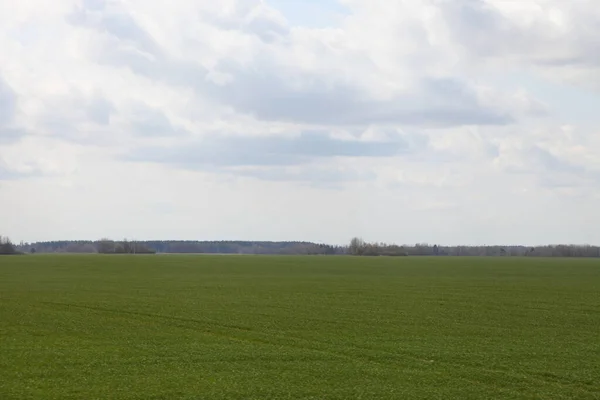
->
[1, 0, 599, 244]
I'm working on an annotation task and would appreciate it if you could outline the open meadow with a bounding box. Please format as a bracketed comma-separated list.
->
[1, 255, 599, 399]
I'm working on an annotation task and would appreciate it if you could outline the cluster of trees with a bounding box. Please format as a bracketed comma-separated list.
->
[14, 239, 155, 254]
[348, 238, 408, 256]
[29, 241, 95, 253]
[0, 236, 20, 255]
[96, 239, 156, 254]
[347, 238, 600, 257]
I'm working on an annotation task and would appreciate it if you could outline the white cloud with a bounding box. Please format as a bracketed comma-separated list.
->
[1, 0, 599, 244]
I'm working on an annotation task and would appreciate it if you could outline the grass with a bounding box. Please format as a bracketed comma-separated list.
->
[0, 255, 599, 399]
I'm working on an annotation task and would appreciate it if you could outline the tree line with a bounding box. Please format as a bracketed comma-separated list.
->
[347, 237, 600, 257]
[5, 236, 600, 257]
[96, 239, 156, 254]
[16, 239, 345, 255]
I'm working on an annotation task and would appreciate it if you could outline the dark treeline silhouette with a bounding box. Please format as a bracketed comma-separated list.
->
[347, 237, 600, 258]
[9, 237, 600, 257]
[18, 240, 345, 255]
[96, 239, 156, 254]
[143, 241, 344, 255]
[0, 236, 22, 255]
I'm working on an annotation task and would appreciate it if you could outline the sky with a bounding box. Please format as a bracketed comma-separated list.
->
[1, 0, 599, 245]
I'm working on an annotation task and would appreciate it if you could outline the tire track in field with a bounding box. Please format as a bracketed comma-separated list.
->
[38, 300, 438, 367]
[39, 301, 598, 397]
[240, 303, 599, 395]
[39, 301, 367, 362]
[39, 301, 255, 332]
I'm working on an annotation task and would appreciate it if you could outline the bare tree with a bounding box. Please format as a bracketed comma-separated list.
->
[96, 238, 116, 254]
[349, 237, 366, 255]
[0, 235, 17, 255]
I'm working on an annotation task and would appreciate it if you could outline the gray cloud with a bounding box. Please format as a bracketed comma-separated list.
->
[441, 0, 515, 58]
[209, 3, 290, 43]
[37, 114, 76, 139]
[124, 129, 387, 186]
[0, 158, 39, 181]
[441, 0, 600, 69]
[67, 0, 163, 58]
[68, 1, 513, 128]
[121, 131, 404, 186]
[128, 103, 183, 137]
[529, 147, 586, 175]
[0, 164, 17, 180]
[98, 48, 512, 127]
[0, 76, 16, 126]
[503, 146, 585, 176]
[0, 76, 25, 145]
[124, 131, 409, 170]
[501, 145, 600, 188]
[33, 91, 116, 144]
[0, 128, 25, 145]
[201, 63, 513, 126]
[87, 94, 113, 125]
[244, 15, 289, 43]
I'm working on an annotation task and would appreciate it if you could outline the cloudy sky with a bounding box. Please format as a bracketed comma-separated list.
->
[1, 0, 599, 245]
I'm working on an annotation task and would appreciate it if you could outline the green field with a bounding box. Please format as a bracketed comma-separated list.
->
[1, 255, 599, 399]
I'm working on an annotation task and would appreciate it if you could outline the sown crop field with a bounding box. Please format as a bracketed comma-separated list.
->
[1, 255, 599, 399]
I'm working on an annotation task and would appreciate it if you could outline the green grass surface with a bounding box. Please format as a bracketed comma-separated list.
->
[1, 255, 599, 399]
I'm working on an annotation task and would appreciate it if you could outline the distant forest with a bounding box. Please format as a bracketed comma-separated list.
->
[6, 237, 600, 257]
[15, 240, 344, 255]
